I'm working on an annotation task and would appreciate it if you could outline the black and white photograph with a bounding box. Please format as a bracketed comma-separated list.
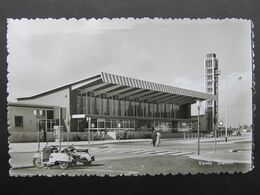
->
[7, 18, 253, 176]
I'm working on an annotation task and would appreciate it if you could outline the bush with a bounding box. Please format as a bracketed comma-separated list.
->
[9, 130, 185, 142]
[125, 131, 152, 139]
[9, 131, 102, 143]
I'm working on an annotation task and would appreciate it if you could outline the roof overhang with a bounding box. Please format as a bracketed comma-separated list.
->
[74, 72, 217, 105]
[17, 72, 217, 105]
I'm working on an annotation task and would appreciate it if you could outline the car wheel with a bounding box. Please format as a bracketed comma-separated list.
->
[59, 162, 69, 169]
[33, 158, 44, 168]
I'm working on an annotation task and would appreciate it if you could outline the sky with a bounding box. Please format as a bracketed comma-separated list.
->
[7, 18, 253, 127]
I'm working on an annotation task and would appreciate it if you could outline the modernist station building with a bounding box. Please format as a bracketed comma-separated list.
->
[9, 72, 217, 141]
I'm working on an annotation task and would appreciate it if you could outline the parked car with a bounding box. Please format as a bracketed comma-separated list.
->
[232, 130, 241, 136]
[206, 132, 214, 138]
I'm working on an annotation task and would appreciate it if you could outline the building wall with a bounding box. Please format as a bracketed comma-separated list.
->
[204, 53, 219, 132]
[17, 88, 71, 132]
[8, 106, 38, 132]
[8, 105, 58, 142]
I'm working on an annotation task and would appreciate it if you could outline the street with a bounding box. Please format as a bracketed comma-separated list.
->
[9, 135, 252, 176]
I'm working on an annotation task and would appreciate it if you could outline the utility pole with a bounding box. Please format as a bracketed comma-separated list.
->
[197, 101, 201, 155]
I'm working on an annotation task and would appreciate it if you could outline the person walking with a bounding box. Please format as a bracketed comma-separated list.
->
[42, 129, 47, 142]
[156, 131, 161, 147]
[151, 130, 157, 147]
[101, 131, 105, 140]
[39, 123, 47, 142]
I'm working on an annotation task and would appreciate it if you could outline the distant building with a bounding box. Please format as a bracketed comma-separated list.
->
[204, 53, 219, 131]
[9, 72, 217, 142]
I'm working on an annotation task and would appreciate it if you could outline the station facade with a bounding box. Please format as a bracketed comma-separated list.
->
[9, 72, 217, 140]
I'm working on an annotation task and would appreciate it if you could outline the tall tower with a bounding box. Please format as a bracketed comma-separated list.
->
[204, 53, 219, 132]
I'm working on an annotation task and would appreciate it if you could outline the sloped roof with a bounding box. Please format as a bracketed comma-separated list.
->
[17, 72, 217, 105]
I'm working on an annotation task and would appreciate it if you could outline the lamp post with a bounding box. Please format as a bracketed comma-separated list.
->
[33, 109, 43, 153]
[196, 100, 201, 155]
[118, 123, 121, 140]
[86, 117, 91, 146]
[225, 74, 242, 142]
[91, 122, 95, 145]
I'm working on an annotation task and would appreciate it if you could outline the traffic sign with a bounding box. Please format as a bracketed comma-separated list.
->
[91, 123, 95, 128]
[72, 114, 86, 119]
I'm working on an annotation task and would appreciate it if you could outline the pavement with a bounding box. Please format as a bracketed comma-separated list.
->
[189, 150, 252, 164]
[9, 139, 150, 153]
[179, 135, 252, 144]
[9, 134, 251, 153]
[187, 134, 252, 164]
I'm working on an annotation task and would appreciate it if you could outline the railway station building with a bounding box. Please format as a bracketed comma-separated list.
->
[9, 72, 217, 141]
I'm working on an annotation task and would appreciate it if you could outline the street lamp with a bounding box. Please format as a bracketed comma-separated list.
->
[225, 73, 242, 142]
[86, 117, 91, 146]
[33, 109, 43, 152]
[118, 123, 121, 140]
[196, 100, 201, 155]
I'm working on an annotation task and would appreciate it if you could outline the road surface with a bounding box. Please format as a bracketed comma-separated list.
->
[9, 136, 252, 176]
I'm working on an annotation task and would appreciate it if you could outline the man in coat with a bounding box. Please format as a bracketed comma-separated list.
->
[151, 130, 157, 147]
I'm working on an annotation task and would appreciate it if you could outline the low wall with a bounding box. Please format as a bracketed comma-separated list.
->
[9, 131, 186, 143]
[9, 132, 102, 143]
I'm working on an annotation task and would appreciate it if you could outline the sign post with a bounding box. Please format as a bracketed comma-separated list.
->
[91, 123, 95, 144]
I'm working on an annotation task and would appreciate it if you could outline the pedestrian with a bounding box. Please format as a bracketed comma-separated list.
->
[98, 130, 102, 140]
[156, 131, 161, 147]
[101, 131, 105, 140]
[123, 130, 127, 140]
[151, 130, 157, 147]
[41, 126, 47, 142]
[39, 123, 45, 142]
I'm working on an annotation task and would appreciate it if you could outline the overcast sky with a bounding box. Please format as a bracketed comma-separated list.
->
[7, 18, 252, 127]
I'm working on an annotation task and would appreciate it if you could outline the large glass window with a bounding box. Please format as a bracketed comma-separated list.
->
[144, 102, 149, 117]
[130, 120, 135, 128]
[125, 100, 130, 116]
[109, 99, 113, 115]
[120, 100, 125, 116]
[81, 92, 189, 120]
[87, 94, 95, 115]
[96, 96, 101, 115]
[112, 120, 117, 128]
[139, 102, 142, 117]
[113, 99, 119, 116]
[123, 120, 130, 128]
[103, 98, 108, 115]
[105, 120, 111, 128]
[131, 101, 135, 116]
[97, 121, 105, 128]
[76, 95, 82, 113]
[85, 95, 89, 114]
[150, 103, 154, 117]
[82, 95, 86, 114]
[46, 110, 54, 119]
